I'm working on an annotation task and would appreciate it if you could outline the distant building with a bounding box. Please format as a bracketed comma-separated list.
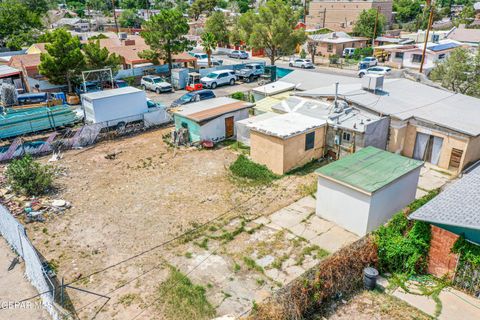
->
[446, 26, 480, 47]
[306, 0, 393, 32]
[309, 32, 369, 57]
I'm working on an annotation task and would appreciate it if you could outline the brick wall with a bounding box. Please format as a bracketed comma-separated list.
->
[428, 225, 459, 278]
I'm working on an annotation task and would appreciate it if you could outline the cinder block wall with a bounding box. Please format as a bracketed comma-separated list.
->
[428, 225, 459, 278]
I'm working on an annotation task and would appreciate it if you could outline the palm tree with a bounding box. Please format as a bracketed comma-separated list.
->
[201, 32, 217, 68]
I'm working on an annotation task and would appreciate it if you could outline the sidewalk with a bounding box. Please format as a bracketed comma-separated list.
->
[378, 277, 480, 320]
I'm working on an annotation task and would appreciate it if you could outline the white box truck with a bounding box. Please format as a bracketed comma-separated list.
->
[81, 87, 149, 128]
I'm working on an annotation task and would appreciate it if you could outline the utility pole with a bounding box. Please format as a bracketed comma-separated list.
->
[111, 0, 119, 35]
[323, 8, 326, 28]
[372, 7, 379, 48]
[303, 0, 307, 24]
[420, 1, 435, 74]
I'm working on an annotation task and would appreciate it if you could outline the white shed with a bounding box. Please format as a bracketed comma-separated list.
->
[315, 147, 423, 236]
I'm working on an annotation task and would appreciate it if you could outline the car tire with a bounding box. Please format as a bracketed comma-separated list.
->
[117, 121, 126, 133]
[211, 82, 217, 89]
[229, 78, 235, 85]
[301, 65, 305, 69]
[248, 75, 254, 83]
[141, 85, 146, 90]
[155, 88, 161, 94]
[359, 73, 365, 78]
[289, 63, 293, 67]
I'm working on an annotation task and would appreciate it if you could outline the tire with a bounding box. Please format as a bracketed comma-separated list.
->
[229, 78, 235, 86]
[211, 82, 217, 89]
[289, 63, 293, 67]
[156, 88, 161, 94]
[359, 73, 365, 78]
[117, 121, 126, 133]
[248, 75, 253, 83]
[141, 85, 146, 90]
[301, 65, 305, 69]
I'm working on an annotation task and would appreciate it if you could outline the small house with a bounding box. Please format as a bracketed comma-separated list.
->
[173, 97, 253, 144]
[235, 112, 278, 146]
[409, 165, 480, 278]
[308, 32, 369, 57]
[249, 113, 327, 174]
[315, 147, 423, 236]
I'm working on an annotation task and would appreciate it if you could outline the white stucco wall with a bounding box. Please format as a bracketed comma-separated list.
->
[199, 109, 249, 142]
[316, 177, 371, 236]
[367, 166, 421, 233]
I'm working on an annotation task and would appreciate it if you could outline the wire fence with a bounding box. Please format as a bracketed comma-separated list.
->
[0, 205, 70, 319]
[453, 259, 480, 298]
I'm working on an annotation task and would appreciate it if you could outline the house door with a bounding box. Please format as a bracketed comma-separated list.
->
[225, 116, 234, 138]
[413, 133, 444, 165]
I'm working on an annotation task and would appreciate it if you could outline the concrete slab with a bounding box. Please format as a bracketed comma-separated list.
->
[418, 167, 450, 191]
[310, 226, 359, 252]
[415, 188, 428, 199]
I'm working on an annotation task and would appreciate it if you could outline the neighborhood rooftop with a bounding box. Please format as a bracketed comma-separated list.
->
[174, 97, 253, 122]
[296, 78, 480, 136]
[81, 86, 143, 100]
[249, 112, 326, 139]
[409, 165, 480, 231]
[315, 147, 423, 194]
[279, 69, 358, 91]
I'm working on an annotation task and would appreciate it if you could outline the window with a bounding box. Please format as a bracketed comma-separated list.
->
[305, 132, 315, 151]
[438, 53, 446, 60]
[218, 73, 227, 78]
[395, 52, 404, 59]
[412, 54, 422, 63]
[327, 44, 333, 52]
[342, 132, 351, 142]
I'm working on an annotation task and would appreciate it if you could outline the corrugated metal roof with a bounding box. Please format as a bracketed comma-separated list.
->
[0, 65, 21, 78]
[316, 146, 423, 194]
[409, 165, 480, 231]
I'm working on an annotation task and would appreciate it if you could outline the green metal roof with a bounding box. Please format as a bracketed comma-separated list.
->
[316, 147, 423, 194]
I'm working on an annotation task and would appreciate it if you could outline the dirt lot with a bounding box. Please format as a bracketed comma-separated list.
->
[20, 127, 318, 319]
[323, 290, 432, 320]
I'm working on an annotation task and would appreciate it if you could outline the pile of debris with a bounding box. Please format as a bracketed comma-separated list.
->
[0, 187, 71, 223]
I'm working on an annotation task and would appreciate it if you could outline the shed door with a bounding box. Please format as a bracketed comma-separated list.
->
[225, 116, 234, 138]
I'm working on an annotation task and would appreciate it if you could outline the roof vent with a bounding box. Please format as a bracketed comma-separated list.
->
[362, 74, 384, 93]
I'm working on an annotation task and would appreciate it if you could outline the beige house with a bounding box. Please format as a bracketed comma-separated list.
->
[249, 113, 327, 174]
[306, 0, 393, 32]
[309, 32, 369, 57]
[296, 77, 480, 172]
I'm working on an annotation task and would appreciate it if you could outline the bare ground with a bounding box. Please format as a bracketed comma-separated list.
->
[20, 127, 317, 319]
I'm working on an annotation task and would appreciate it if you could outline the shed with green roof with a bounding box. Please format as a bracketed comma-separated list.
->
[315, 147, 423, 236]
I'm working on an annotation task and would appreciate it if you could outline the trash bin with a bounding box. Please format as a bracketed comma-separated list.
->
[363, 267, 379, 290]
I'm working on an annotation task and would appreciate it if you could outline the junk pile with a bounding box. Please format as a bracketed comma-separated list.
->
[173, 127, 190, 146]
[0, 187, 71, 223]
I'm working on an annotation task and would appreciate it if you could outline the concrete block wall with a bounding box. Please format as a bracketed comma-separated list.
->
[428, 225, 459, 279]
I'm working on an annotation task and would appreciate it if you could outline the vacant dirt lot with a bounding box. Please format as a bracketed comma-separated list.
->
[21, 127, 318, 319]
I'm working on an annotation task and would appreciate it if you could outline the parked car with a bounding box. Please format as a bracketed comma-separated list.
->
[75, 81, 101, 95]
[170, 89, 216, 108]
[200, 70, 236, 89]
[197, 59, 223, 68]
[235, 63, 264, 82]
[140, 75, 173, 94]
[360, 57, 378, 67]
[289, 58, 314, 69]
[190, 52, 223, 65]
[358, 66, 392, 78]
[343, 48, 355, 57]
[228, 50, 249, 59]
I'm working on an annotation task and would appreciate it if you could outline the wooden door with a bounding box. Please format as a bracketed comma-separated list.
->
[225, 116, 234, 138]
[449, 148, 463, 169]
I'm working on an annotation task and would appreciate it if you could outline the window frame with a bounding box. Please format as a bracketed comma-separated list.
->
[305, 131, 315, 151]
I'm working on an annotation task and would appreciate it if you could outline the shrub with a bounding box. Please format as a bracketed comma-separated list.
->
[231, 91, 246, 100]
[300, 49, 307, 59]
[452, 236, 480, 266]
[6, 155, 54, 196]
[329, 54, 340, 64]
[229, 155, 279, 184]
[351, 47, 374, 60]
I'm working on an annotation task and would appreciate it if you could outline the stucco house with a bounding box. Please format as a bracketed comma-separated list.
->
[308, 32, 369, 57]
[316, 147, 423, 236]
[249, 113, 327, 174]
[173, 97, 253, 144]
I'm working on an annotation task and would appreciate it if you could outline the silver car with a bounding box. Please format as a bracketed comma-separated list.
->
[358, 66, 391, 78]
[140, 75, 173, 94]
[228, 50, 249, 59]
[200, 70, 236, 89]
[289, 58, 314, 69]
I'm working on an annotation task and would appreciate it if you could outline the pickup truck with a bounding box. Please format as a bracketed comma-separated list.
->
[235, 63, 264, 82]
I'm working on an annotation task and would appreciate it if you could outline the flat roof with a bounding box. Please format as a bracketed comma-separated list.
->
[316, 147, 423, 194]
[280, 70, 358, 91]
[82, 86, 143, 100]
[236, 111, 278, 125]
[248, 112, 326, 139]
[252, 81, 295, 95]
[409, 165, 480, 231]
[174, 97, 253, 122]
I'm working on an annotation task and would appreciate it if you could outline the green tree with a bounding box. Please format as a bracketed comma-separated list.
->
[120, 0, 145, 9]
[430, 48, 480, 98]
[234, 0, 253, 13]
[119, 9, 144, 27]
[0, 0, 43, 50]
[21, 0, 50, 15]
[235, 0, 306, 65]
[353, 8, 386, 39]
[140, 9, 192, 72]
[39, 29, 86, 92]
[83, 40, 122, 72]
[393, 0, 422, 23]
[205, 11, 230, 45]
[188, 0, 218, 20]
[457, 5, 475, 25]
[201, 32, 217, 67]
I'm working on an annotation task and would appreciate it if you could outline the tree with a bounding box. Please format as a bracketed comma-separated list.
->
[201, 32, 217, 67]
[307, 40, 317, 64]
[119, 9, 144, 27]
[457, 5, 475, 25]
[353, 8, 386, 39]
[205, 11, 230, 46]
[140, 9, 192, 73]
[188, 0, 218, 20]
[0, 0, 43, 50]
[120, 0, 144, 9]
[83, 40, 122, 72]
[393, 0, 422, 23]
[21, 0, 50, 15]
[430, 48, 480, 98]
[39, 29, 85, 93]
[235, 0, 306, 65]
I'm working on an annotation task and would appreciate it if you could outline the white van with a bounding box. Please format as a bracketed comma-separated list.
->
[343, 48, 356, 57]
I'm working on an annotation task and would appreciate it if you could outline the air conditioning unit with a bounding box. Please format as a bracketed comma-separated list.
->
[118, 32, 128, 40]
[362, 74, 384, 92]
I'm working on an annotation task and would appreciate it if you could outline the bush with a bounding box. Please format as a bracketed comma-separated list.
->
[231, 91, 246, 100]
[229, 155, 279, 184]
[329, 54, 340, 64]
[300, 48, 307, 59]
[6, 155, 54, 196]
[375, 190, 439, 275]
[351, 47, 374, 60]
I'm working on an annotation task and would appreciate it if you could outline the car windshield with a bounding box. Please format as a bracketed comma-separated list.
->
[198, 54, 207, 59]
[153, 78, 164, 83]
[206, 73, 218, 79]
[179, 93, 195, 102]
